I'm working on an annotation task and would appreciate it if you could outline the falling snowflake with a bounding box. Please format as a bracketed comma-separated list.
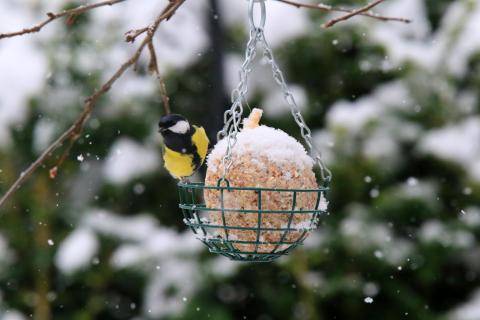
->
[364, 297, 374, 304]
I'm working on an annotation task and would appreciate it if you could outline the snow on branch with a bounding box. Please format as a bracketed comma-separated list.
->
[277, 0, 411, 27]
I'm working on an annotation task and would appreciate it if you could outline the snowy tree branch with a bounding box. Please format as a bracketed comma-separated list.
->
[0, 0, 128, 39]
[277, 0, 411, 27]
[0, 0, 186, 209]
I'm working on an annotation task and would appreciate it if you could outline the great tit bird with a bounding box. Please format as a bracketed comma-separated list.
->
[158, 114, 209, 180]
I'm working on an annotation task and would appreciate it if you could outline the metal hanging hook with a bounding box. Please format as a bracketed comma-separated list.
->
[248, 0, 266, 31]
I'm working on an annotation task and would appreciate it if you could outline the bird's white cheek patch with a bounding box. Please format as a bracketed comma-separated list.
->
[168, 120, 190, 134]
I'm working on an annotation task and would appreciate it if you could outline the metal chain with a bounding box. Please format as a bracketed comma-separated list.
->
[257, 31, 332, 182]
[217, 0, 332, 184]
[217, 27, 259, 179]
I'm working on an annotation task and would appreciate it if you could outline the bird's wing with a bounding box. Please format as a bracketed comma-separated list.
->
[192, 126, 210, 160]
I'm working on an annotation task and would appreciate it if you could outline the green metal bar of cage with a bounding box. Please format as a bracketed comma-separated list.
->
[178, 181, 328, 193]
[219, 186, 230, 240]
[254, 190, 262, 253]
[183, 222, 315, 232]
[203, 238, 302, 245]
[179, 187, 199, 235]
[271, 191, 297, 253]
[179, 205, 321, 214]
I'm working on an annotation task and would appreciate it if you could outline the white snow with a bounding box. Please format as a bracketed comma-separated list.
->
[362, 130, 399, 163]
[84, 209, 158, 242]
[443, 2, 480, 76]
[107, 75, 157, 109]
[207, 124, 314, 171]
[419, 220, 475, 249]
[419, 118, 480, 181]
[55, 228, 99, 275]
[137, 228, 201, 258]
[1, 310, 27, 320]
[327, 97, 380, 134]
[0, 234, 14, 274]
[363, 282, 380, 297]
[224, 53, 307, 119]
[368, 0, 480, 77]
[449, 289, 480, 320]
[144, 260, 199, 318]
[219, 0, 309, 47]
[318, 193, 329, 211]
[460, 207, 480, 228]
[90, 1, 208, 70]
[103, 138, 160, 185]
[263, 85, 307, 117]
[340, 206, 413, 265]
[323, 80, 420, 169]
[80, 209, 204, 318]
[206, 258, 239, 278]
[369, 0, 437, 70]
[396, 180, 438, 204]
[0, 2, 47, 147]
[102, 222, 204, 318]
[221, 0, 310, 119]
[110, 244, 147, 269]
[419, 220, 447, 243]
[32, 118, 57, 155]
[326, 81, 415, 135]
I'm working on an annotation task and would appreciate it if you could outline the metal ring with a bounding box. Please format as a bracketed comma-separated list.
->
[248, 0, 266, 30]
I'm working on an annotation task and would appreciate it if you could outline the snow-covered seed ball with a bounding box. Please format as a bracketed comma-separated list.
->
[204, 108, 324, 253]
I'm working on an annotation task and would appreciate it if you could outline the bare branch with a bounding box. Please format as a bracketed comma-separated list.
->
[277, 0, 411, 26]
[147, 40, 171, 115]
[0, 0, 186, 209]
[125, 27, 150, 43]
[322, 0, 394, 28]
[0, 0, 127, 40]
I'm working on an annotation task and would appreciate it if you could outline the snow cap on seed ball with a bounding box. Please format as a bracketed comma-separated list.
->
[207, 108, 314, 171]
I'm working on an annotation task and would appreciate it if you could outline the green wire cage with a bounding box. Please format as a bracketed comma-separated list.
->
[178, 180, 329, 262]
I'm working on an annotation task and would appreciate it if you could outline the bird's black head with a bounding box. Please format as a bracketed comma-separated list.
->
[158, 114, 191, 135]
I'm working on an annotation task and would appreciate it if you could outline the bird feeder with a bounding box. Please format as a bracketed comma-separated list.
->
[178, 0, 331, 262]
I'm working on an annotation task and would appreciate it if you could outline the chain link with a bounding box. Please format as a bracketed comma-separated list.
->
[217, 0, 332, 184]
[217, 27, 259, 178]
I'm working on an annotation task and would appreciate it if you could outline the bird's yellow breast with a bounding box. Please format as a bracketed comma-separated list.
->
[163, 147, 195, 179]
[163, 126, 209, 179]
